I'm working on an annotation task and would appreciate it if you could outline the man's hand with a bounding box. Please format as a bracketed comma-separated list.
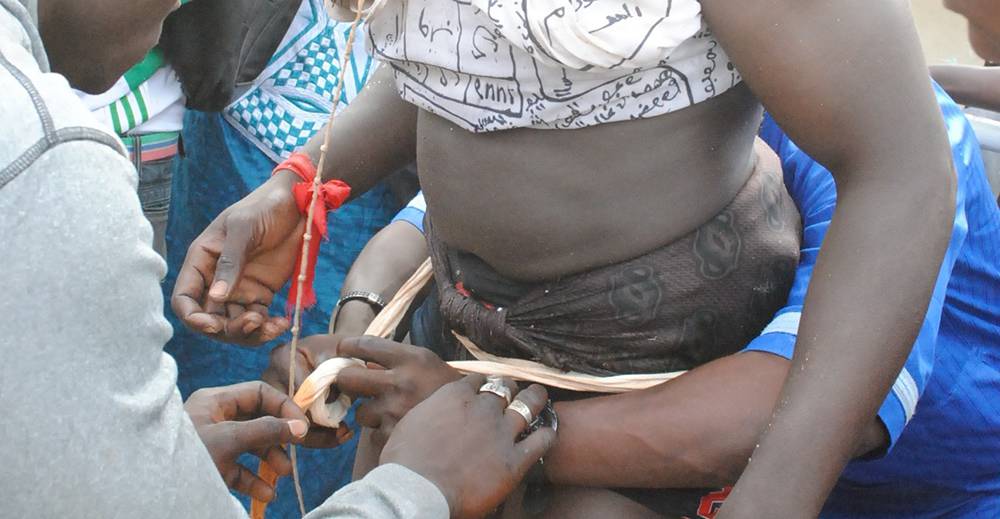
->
[185, 381, 310, 503]
[262, 334, 357, 448]
[171, 171, 302, 346]
[336, 336, 464, 443]
[382, 375, 557, 519]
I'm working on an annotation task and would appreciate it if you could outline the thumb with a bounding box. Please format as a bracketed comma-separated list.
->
[210, 214, 255, 301]
[219, 417, 310, 458]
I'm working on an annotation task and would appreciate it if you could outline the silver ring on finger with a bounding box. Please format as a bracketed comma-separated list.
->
[506, 399, 534, 425]
[478, 377, 512, 405]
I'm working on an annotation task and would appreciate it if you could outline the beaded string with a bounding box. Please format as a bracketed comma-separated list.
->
[286, 0, 367, 513]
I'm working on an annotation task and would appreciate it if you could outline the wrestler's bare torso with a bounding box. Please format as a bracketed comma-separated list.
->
[417, 83, 762, 282]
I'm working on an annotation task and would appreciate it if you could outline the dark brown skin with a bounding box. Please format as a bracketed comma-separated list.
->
[261, 334, 359, 449]
[502, 487, 662, 519]
[170, 68, 758, 333]
[170, 171, 299, 345]
[256, 362, 558, 519]
[262, 333, 465, 448]
[930, 65, 1000, 112]
[335, 336, 465, 445]
[38, 0, 180, 93]
[944, 0, 1000, 61]
[303, 67, 420, 196]
[331, 221, 429, 336]
[703, 1, 954, 516]
[267, 220, 886, 490]
[546, 353, 887, 489]
[170, 66, 416, 345]
[382, 376, 556, 519]
[266, 336, 887, 500]
[184, 381, 309, 503]
[418, 83, 760, 280]
[177, 1, 955, 516]
[26, 0, 552, 515]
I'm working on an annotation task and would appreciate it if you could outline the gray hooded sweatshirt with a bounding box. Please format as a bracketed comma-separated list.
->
[0, 1, 448, 517]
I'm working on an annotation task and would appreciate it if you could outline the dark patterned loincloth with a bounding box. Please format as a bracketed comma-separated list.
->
[426, 139, 802, 376]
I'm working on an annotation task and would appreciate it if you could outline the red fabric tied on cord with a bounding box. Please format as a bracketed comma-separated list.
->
[274, 152, 351, 315]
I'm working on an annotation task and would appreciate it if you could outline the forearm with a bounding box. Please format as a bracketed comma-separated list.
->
[929, 64, 1000, 112]
[300, 65, 418, 195]
[542, 352, 885, 489]
[332, 221, 429, 336]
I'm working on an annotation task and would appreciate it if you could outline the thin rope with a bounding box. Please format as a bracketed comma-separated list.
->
[286, 0, 367, 515]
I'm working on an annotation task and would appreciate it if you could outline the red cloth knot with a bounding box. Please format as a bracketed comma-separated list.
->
[274, 152, 351, 314]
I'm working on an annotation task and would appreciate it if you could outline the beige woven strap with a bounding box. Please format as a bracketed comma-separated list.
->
[450, 334, 684, 393]
[296, 259, 436, 426]
[298, 258, 686, 427]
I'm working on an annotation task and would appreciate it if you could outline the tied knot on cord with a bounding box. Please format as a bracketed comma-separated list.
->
[273, 152, 351, 314]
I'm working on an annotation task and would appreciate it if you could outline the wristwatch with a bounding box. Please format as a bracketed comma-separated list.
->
[329, 290, 388, 331]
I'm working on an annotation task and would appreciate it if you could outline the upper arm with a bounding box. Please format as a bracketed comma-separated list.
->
[701, 0, 952, 183]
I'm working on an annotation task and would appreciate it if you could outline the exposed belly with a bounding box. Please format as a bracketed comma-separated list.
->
[416, 83, 763, 282]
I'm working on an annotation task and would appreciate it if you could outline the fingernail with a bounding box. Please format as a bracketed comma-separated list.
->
[264, 323, 279, 336]
[204, 323, 220, 334]
[209, 281, 228, 300]
[289, 419, 309, 438]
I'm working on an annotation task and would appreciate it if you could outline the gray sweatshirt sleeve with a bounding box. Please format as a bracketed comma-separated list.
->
[0, 139, 249, 518]
[0, 139, 452, 519]
[307, 464, 450, 519]
[0, 6, 449, 515]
